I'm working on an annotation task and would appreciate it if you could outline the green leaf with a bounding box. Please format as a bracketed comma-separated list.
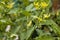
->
[44, 20, 60, 36]
[25, 4, 33, 11]
[22, 11, 31, 16]
[26, 27, 35, 40]
[35, 35, 55, 40]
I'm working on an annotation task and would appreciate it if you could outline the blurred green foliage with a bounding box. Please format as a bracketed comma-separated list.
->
[0, 0, 60, 40]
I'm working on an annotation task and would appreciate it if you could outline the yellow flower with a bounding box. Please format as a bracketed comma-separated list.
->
[44, 14, 50, 18]
[6, 2, 15, 9]
[32, 16, 43, 22]
[27, 21, 32, 27]
[33, 2, 40, 9]
[40, 2, 48, 8]
[37, 17, 43, 22]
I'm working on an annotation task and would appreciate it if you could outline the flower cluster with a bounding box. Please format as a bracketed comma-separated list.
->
[33, 1, 48, 9]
